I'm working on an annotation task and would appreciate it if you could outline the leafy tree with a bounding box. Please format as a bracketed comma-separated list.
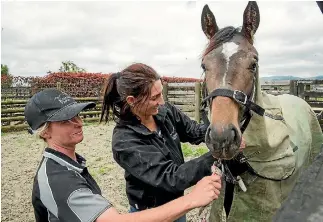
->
[58, 60, 86, 73]
[1, 64, 9, 75]
[1, 64, 13, 87]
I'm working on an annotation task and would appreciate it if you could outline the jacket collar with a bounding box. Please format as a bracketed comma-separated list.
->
[43, 147, 86, 173]
[118, 104, 168, 135]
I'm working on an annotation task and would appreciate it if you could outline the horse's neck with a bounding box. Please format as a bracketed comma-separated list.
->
[244, 79, 270, 148]
[243, 86, 290, 160]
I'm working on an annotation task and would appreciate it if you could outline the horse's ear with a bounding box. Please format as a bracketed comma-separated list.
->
[241, 1, 260, 45]
[201, 4, 219, 40]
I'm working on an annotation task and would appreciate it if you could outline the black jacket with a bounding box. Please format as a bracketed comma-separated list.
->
[112, 102, 214, 210]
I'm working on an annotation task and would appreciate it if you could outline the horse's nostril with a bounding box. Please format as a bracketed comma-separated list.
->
[207, 127, 217, 141]
[210, 130, 217, 141]
[228, 124, 239, 141]
[231, 129, 236, 141]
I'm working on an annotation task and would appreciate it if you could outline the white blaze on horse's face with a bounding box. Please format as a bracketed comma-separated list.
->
[221, 42, 239, 86]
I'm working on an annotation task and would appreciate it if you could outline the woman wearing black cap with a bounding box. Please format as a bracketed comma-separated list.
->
[25, 88, 221, 222]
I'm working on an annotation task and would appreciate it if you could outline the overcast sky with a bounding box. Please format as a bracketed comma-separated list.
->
[1, 1, 323, 78]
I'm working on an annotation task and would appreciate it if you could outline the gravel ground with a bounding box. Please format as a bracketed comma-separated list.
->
[1, 123, 202, 222]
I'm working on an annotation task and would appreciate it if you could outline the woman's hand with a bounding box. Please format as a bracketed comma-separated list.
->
[185, 174, 222, 208]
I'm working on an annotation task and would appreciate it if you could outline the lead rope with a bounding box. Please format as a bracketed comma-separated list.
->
[198, 160, 223, 222]
[198, 138, 251, 221]
[198, 158, 249, 221]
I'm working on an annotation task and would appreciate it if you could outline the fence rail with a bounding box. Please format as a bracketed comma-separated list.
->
[1, 97, 103, 132]
[2, 80, 323, 132]
[164, 82, 199, 119]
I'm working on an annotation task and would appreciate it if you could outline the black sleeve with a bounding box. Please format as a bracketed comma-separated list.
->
[39, 159, 112, 222]
[112, 132, 214, 193]
[166, 102, 209, 144]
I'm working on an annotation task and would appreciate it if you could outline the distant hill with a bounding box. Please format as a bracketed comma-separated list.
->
[260, 75, 323, 81]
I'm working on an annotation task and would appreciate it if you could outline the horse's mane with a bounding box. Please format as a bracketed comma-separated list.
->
[202, 26, 242, 59]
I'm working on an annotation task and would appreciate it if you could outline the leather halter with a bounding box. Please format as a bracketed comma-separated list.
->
[200, 84, 264, 134]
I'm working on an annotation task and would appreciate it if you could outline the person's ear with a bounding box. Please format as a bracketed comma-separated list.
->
[41, 125, 51, 140]
[126, 96, 135, 107]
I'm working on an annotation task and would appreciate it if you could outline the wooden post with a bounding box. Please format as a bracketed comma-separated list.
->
[194, 82, 201, 123]
[97, 87, 102, 101]
[289, 80, 297, 96]
[304, 84, 310, 102]
[162, 82, 168, 102]
[56, 82, 61, 91]
[298, 82, 305, 99]
[305, 95, 310, 102]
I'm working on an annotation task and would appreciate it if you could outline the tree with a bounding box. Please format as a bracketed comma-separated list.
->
[1, 64, 13, 87]
[58, 60, 86, 73]
[1, 64, 9, 75]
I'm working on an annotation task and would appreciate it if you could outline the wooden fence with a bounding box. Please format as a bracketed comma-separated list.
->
[1, 82, 102, 99]
[2, 80, 323, 132]
[1, 97, 103, 132]
[261, 79, 323, 111]
[261, 79, 323, 127]
[1, 86, 33, 99]
[163, 82, 201, 120]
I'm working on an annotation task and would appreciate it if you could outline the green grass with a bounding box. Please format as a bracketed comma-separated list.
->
[181, 143, 208, 158]
[88, 164, 115, 181]
[98, 165, 114, 175]
[182, 143, 194, 157]
[311, 97, 323, 101]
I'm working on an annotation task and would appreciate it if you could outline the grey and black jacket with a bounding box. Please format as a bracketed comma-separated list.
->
[32, 148, 111, 222]
[112, 102, 214, 210]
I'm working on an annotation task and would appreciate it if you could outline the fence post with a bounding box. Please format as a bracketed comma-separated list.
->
[195, 82, 201, 123]
[162, 82, 168, 102]
[97, 87, 102, 101]
[298, 82, 305, 99]
[289, 80, 297, 96]
[56, 82, 61, 91]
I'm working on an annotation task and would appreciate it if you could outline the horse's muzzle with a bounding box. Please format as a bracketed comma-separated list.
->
[205, 123, 241, 159]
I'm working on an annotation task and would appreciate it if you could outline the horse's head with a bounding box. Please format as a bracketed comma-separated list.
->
[201, 2, 260, 159]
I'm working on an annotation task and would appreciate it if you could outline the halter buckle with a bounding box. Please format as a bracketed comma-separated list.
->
[233, 90, 248, 105]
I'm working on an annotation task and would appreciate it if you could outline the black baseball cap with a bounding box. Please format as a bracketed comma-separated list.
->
[24, 88, 96, 131]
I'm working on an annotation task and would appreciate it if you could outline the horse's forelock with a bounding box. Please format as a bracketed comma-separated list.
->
[202, 26, 242, 59]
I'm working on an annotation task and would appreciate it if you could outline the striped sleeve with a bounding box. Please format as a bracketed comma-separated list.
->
[37, 158, 112, 222]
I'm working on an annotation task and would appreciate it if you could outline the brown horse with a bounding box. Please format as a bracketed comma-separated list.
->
[199, 1, 323, 221]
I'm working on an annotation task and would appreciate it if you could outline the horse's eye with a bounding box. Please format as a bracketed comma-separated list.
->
[201, 63, 206, 71]
[249, 62, 257, 73]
